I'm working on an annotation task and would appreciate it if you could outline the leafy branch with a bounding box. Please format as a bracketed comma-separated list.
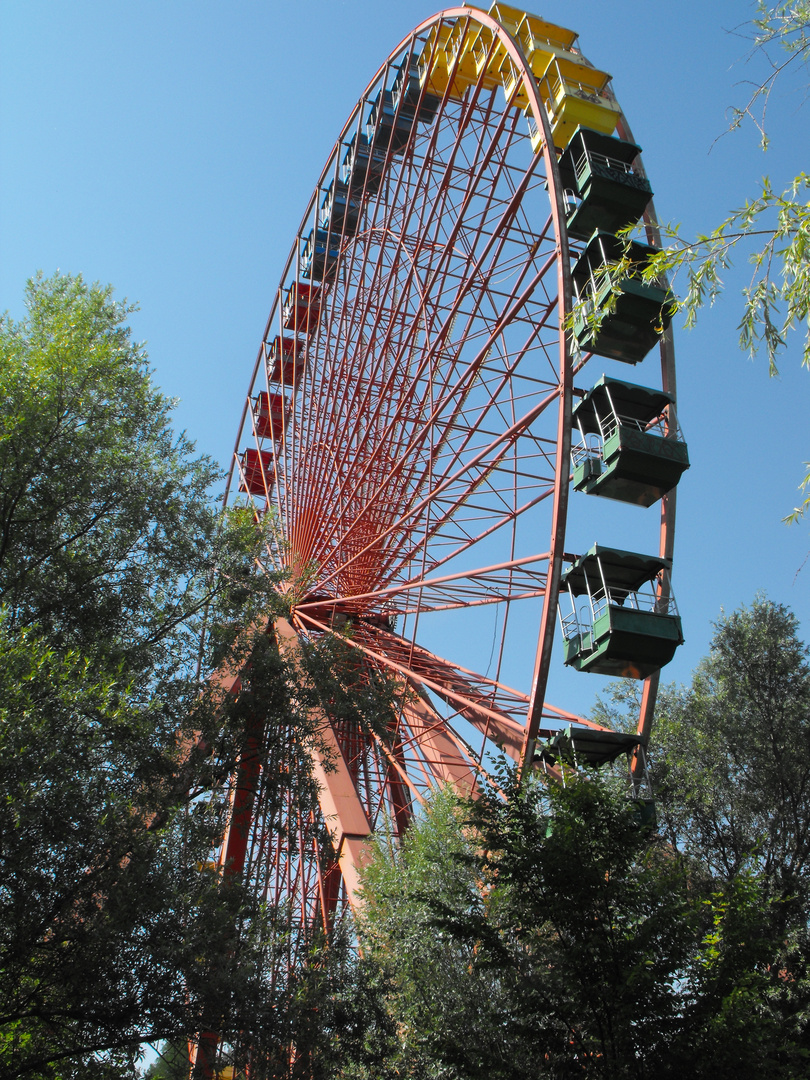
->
[602, 2, 810, 520]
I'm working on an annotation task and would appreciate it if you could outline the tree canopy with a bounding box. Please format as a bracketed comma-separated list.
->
[353, 768, 810, 1079]
[0, 273, 289, 1078]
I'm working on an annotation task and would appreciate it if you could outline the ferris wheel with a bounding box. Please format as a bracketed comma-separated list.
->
[208, 1, 688, 1051]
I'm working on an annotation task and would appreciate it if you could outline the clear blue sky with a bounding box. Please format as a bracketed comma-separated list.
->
[2, 0, 808, 719]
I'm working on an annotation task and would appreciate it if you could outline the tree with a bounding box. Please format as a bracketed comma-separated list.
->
[354, 787, 508, 1079]
[0, 273, 296, 1078]
[143, 1042, 193, 1080]
[0, 272, 416, 1078]
[589, 597, 810, 1072]
[270, 927, 399, 1080]
[649, 598, 810, 924]
[355, 766, 810, 1079]
[0, 271, 277, 674]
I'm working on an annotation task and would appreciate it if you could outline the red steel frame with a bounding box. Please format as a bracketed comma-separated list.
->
[196, 8, 678, 1074]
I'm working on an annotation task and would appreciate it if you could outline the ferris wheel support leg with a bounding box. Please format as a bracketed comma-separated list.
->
[275, 618, 374, 914]
[218, 710, 265, 878]
[190, 649, 267, 1079]
[319, 857, 344, 928]
[189, 1034, 218, 1080]
[307, 686, 485, 918]
[309, 723, 374, 912]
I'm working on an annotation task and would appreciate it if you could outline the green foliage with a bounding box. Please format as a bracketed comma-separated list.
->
[0, 617, 280, 1079]
[593, 598, 810, 916]
[355, 763, 810, 1078]
[276, 929, 398, 1080]
[589, 597, 810, 1074]
[658, 170, 810, 524]
[640, 175, 810, 382]
[144, 1042, 192, 1080]
[685, 870, 810, 1078]
[355, 776, 692, 1079]
[354, 788, 496, 1079]
[458, 771, 700, 1079]
[0, 273, 294, 1079]
[649, 1, 810, 376]
[649, 598, 810, 924]
[0, 271, 278, 678]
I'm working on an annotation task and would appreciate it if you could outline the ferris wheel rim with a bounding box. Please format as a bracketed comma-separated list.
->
[219, 4, 681, 974]
[201, 12, 684, 1075]
[227, 9, 586, 770]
